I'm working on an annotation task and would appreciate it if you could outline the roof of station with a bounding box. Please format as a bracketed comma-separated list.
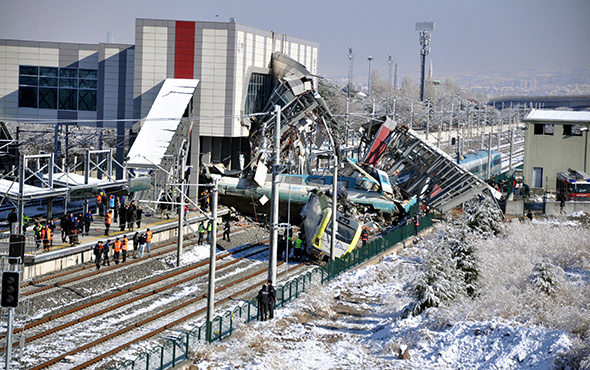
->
[126, 78, 199, 169]
[524, 109, 590, 123]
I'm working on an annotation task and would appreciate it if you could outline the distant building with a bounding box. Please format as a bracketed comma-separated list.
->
[522, 109, 590, 191]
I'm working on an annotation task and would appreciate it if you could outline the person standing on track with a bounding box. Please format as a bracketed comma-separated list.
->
[145, 228, 153, 254]
[132, 231, 139, 258]
[94, 241, 103, 270]
[113, 238, 121, 264]
[223, 219, 231, 241]
[121, 235, 129, 263]
[198, 223, 205, 244]
[102, 239, 111, 266]
[293, 234, 303, 261]
[104, 210, 112, 236]
[137, 233, 147, 258]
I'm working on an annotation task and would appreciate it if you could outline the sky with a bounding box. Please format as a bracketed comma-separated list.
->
[1, 0, 589, 84]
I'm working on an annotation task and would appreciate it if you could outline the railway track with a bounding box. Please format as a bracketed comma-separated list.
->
[18, 222, 255, 296]
[0, 222, 292, 368]
[38, 260, 303, 370]
[1, 241, 263, 347]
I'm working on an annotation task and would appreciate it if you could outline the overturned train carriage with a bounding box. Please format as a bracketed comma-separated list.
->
[301, 191, 362, 261]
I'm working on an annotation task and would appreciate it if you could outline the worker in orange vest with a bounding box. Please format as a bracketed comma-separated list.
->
[121, 235, 129, 263]
[146, 228, 153, 253]
[105, 210, 112, 236]
[41, 224, 53, 252]
[113, 237, 121, 264]
[96, 193, 103, 215]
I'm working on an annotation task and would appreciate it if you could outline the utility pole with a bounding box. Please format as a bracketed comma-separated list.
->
[416, 22, 434, 102]
[330, 153, 338, 261]
[269, 105, 281, 285]
[346, 47, 353, 147]
[206, 179, 218, 341]
[177, 182, 185, 267]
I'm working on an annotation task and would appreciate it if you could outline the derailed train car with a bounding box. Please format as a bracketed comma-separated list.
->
[300, 190, 363, 260]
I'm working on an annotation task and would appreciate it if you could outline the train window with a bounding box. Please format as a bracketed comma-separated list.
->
[306, 177, 325, 186]
[284, 176, 302, 185]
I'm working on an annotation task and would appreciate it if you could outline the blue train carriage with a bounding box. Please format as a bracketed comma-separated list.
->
[459, 150, 502, 180]
[301, 191, 363, 261]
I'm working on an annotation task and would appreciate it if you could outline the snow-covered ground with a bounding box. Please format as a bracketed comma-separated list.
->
[191, 211, 590, 369]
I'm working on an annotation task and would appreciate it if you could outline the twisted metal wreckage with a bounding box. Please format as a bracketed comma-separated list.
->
[211, 53, 498, 259]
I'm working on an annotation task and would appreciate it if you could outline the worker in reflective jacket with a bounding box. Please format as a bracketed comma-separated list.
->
[41, 224, 52, 252]
[293, 234, 303, 261]
[113, 238, 121, 264]
[105, 210, 112, 236]
[361, 228, 368, 246]
[413, 213, 419, 236]
[121, 235, 129, 263]
[146, 228, 153, 253]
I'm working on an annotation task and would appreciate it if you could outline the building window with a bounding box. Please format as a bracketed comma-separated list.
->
[563, 124, 584, 136]
[533, 123, 554, 136]
[244, 73, 272, 115]
[18, 65, 97, 111]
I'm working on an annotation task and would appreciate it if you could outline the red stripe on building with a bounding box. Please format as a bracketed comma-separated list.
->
[174, 21, 195, 79]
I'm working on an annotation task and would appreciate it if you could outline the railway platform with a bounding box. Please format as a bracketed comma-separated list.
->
[5, 208, 230, 280]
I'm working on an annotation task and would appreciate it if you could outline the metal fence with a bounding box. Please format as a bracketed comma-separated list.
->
[109, 204, 432, 369]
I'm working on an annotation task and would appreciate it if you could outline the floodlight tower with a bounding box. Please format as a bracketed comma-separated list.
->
[367, 56, 374, 96]
[416, 21, 435, 102]
[387, 55, 392, 117]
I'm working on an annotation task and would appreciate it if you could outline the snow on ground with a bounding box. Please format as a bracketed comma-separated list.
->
[191, 215, 590, 369]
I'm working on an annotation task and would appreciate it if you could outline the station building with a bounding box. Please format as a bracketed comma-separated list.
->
[0, 18, 319, 186]
[522, 109, 590, 191]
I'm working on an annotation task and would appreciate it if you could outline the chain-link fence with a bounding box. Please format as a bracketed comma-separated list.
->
[108, 205, 432, 369]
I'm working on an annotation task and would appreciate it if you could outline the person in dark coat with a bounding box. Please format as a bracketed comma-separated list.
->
[119, 204, 128, 231]
[127, 204, 136, 231]
[223, 220, 231, 241]
[413, 213, 419, 236]
[267, 280, 277, 319]
[60, 214, 70, 243]
[102, 239, 111, 266]
[132, 231, 139, 258]
[84, 210, 93, 236]
[114, 197, 120, 223]
[361, 228, 369, 246]
[257, 284, 270, 321]
[93, 241, 103, 270]
[136, 206, 143, 228]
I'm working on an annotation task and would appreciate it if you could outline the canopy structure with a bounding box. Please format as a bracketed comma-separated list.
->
[126, 78, 199, 169]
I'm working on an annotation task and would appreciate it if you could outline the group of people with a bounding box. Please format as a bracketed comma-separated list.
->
[93, 228, 153, 269]
[60, 211, 94, 246]
[32, 220, 55, 252]
[277, 230, 304, 261]
[103, 199, 142, 236]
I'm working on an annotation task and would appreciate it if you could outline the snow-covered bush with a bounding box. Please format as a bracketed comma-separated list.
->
[529, 262, 559, 295]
